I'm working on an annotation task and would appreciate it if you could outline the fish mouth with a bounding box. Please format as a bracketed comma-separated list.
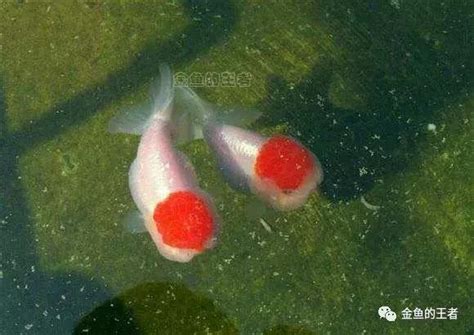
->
[251, 169, 321, 211]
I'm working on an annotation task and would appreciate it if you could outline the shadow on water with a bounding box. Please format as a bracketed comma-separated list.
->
[263, 325, 315, 335]
[0, 76, 110, 334]
[355, 203, 473, 333]
[12, 0, 239, 153]
[73, 282, 238, 335]
[254, 3, 473, 331]
[74, 290, 318, 335]
[0, 1, 239, 333]
[258, 1, 472, 201]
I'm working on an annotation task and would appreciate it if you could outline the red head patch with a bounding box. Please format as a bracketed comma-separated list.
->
[153, 191, 214, 251]
[255, 136, 315, 191]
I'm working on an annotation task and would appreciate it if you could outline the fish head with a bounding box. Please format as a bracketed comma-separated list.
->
[151, 190, 218, 262]
[251, 135, 323, 210]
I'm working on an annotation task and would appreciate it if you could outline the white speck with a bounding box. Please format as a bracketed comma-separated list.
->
[61, 295, 66, 300]
[0, 270, 3, 279]
[361, 196, 381, 211]
[43, 310, 48, 317]
[56, 314, 61, 320]
[24, 324, 33, 330]
[259, 218, 273, 233]
[427, 123, 437, 133]
[359, 167, 368, 176]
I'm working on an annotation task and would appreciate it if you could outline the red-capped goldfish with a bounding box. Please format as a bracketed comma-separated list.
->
[109, 65, 218, 262]
[174, 86, 323, 211]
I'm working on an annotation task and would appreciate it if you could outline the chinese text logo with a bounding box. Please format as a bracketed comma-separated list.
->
[173, 71, 252, 88]
[378, 306, 458, 323]
[378, 306, 397, 322]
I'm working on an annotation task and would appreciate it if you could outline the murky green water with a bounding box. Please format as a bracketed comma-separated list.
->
[1, 1, 472, 334]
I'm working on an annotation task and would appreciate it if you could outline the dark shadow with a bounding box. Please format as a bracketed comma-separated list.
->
[13, 0, 239, 153]
[73, 282, 239, 335]
[253, 4, 473, 331]
[355, 205, 473, 334]
[0, 78, 110, 334]
[1, 1, 239, 333]
[257, 1, 472, 201]
[263, 325, 315, 335]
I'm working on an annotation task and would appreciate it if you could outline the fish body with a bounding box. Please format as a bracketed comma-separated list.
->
[203, 123, 266, 190]
[204, 122, 322, 210]
[110, 65, 217, 262]
[175, 87, 323, 210]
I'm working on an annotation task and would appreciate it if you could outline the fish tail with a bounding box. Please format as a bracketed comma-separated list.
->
[108, 64, 174, 135]
[150, 64, 174, 121]
[173, 86, 262, 145]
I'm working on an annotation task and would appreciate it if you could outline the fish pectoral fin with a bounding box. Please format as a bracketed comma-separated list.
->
[122, 210, 148, 234]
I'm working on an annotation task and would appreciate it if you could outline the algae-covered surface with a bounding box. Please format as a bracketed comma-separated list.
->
[0, 1, 473, 334]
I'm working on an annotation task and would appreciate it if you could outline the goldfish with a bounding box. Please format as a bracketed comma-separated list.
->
[174, 86, 323, 211]
[108, 65, 217, 262]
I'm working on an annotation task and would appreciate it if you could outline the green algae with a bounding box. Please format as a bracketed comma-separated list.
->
[73, 282, 239, 335]
[0, 1, 472, 334]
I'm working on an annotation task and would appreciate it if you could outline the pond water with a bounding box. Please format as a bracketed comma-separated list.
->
[0, 1, 472, 334]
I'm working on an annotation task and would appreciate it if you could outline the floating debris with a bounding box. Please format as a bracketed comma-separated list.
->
[259, 218, 273, 233]
[361, 196, 381, 211]
[427, 123, 437, 134]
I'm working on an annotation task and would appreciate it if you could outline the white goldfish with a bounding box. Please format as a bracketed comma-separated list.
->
[109, 65, 217, 263]
[174, 86, 323, 211]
